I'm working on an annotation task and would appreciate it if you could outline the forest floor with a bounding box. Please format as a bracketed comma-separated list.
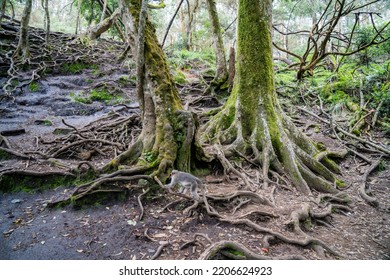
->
[1, 24, 389, 260]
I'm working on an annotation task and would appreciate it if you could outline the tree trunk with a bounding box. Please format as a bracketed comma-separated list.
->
[106, 0, 196, 179]
[136, 0, 148, 113]
[14, 0, 32, 60]
[75, 0, 81, 35]
[200, 0, 343, 195]
[185, 0, 199, 51]
[42, 0, 50, 44]
[0, 0, 6, 23]
[227, 46, 235, 93]
[205, 0, 228, 92]
[85, 7, 121, 40]
[100, 0, 108, 23]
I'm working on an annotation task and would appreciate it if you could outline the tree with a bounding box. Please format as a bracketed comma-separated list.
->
[100, 0, 196, 179]
[200, 0, 343, 195]
[13, 0, 32, 60]
[205, 0, 228, 92]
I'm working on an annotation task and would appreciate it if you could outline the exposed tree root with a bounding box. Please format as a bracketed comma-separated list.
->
[200, 240, 305, 260]
[200, 107, 344, 195]
[358, 158, 382, 207]
[137, 187, 150, 221]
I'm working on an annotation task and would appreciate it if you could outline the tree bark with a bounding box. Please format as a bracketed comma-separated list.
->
[14, 0, 32, 60]
[185, 0, 199, 51]
[75, 0, 81, 35]
[205, 0, 228, 91]
[200, 0, 343, 195]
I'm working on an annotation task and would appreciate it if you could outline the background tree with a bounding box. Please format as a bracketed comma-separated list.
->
[205, 0, 228, 92]
[272, 0, 389, 79]
[13, 0, 32, 60]
[41, 0, 49, 44]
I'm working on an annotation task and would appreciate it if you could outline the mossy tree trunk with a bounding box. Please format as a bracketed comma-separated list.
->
[200, 0, 343, 195]
[205, 0, 228, 92]
[13, 0, 32, 60]
[105, 0, 196, 180]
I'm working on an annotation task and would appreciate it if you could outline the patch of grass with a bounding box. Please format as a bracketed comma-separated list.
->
[90, 89, 112, 103]
[70, 88, 120, 105]
[29, 81, 39, 92]
[60, 62, 97, 74]
[173, 69, 188, 84]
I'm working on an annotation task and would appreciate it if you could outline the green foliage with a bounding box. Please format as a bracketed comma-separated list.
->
[0, 174, 74, 193]
[142, 151, 158, 163]
[70, 88, 121, 105]
[354, 24, 390, 65]
[61, 62, 96, 74]
[29, 81, 39, 92]
[172, 69, 188, 84]
[168, 48, 216, 70]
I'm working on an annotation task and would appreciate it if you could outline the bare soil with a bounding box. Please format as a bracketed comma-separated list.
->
[1, 30, 389, 260]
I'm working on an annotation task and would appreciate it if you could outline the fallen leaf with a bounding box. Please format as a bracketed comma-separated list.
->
[127, 219, 137, 226]
[77, 249, 83, 253]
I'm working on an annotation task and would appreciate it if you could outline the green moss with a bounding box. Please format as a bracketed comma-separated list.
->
[335, 178, 346, 188]
[29, 81, 39, 92]
[173, 69, 188, 84]
[0, 174, 75, 193]
[60, 62, 97, 74]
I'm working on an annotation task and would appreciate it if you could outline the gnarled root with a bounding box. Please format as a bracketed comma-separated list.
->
[200, 240, 305, 260]
[199, 106, 345, 196]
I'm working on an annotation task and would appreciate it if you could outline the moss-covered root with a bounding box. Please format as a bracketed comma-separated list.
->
[200, 240, 305, 260]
